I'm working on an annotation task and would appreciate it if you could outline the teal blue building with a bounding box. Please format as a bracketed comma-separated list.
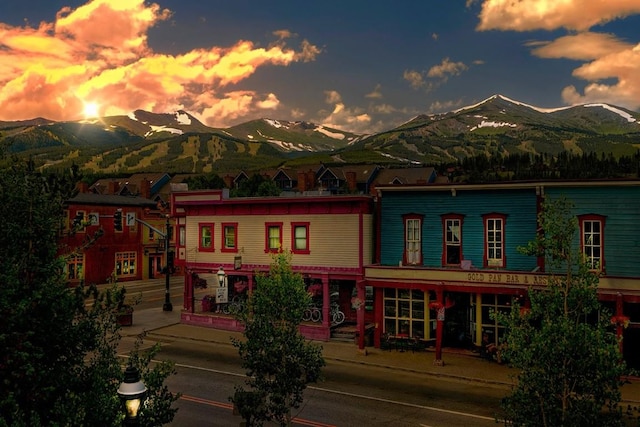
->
[363, 180, 640, 367]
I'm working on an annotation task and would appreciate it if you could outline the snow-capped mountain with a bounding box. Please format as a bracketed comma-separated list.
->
[1, 94, 639, 173]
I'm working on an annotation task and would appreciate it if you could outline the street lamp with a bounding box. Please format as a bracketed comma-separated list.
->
[117, 365, 147, 426]
[217, 266, 226, 287]
[163, 214, 173, 312]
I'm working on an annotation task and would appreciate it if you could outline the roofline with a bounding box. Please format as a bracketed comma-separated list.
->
[375, 179, 640, 193]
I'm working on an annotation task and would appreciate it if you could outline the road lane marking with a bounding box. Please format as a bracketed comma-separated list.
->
[172, 362, 495, 423]
[179, 394, 336, 427]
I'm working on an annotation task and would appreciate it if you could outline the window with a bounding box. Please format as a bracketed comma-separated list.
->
[403, 214, 423, 265]
[71, 210, 87, 233]
[178, 225, 186, 247]
[67, 254, 84, 280]
[383, 288, 425, 339]
[483, 214, 506, 268]
[221, 222, 238, 252]
[579, 214, 605, 271]
[149, 228, 155, 241]
[199, 223, 214, 252]
[291, 222, 310, 254]
[115, 252, 136, 278]
[442, 215, 464, 266]
[265, 222, 283, 253]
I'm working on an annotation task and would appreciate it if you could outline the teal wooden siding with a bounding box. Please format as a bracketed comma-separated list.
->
[380, 189, 539, 271]
[546, 186, 640, 277]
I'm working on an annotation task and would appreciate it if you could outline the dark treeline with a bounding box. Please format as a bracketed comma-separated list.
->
[442, 151, 640, 183]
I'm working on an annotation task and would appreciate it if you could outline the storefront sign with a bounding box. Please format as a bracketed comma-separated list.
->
[466, 272, 548, 286]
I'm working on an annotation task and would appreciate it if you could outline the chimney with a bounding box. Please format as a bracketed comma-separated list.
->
[107, 181, 120, 194]
[306, 170, 315, 191]
[297, 171, 306, 192]
[346, 171, 357, 191]
[140, 179, 151, 199]
[76, 182, 89, 193]
[223, 174, 234, 189]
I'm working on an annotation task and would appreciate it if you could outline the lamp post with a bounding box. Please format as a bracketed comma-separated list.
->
[217, 266, 226, 287]
[117, 365, 147, 426]
[163, 214, 173, 312]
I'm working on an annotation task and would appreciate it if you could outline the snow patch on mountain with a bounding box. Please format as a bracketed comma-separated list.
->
[264, 118, 284, 128]
[315, 125, 346, 140]
[470, 120, 518, 131]
[144, 125, 183, 137]
[584, 104, 638, 123]
[176, 112, 191, 125]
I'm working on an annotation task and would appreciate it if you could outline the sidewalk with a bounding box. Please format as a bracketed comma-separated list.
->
[122, 306, 640, 404]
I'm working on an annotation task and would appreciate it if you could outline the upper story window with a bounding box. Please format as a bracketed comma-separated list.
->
[291, 222, 310, 254]
[265, 222, 283, 253]
[483, 213, 507, 268]
[403, 214, 423, 265]
[71, 210, 87, 233]
[442, 214, 464, 266]
[149, 228, 155, 241]
[222, 222, 238, 252]
[578, 214, 605, 271]
[199, 223, 214, 252]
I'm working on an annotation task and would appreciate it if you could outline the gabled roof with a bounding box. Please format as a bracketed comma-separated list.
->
[373, 166, 437, 185]
[90, 173, 171, 197]
[318, 164, 379, 183]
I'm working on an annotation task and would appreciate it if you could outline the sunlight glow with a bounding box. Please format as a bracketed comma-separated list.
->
[83, 101, 100, 118]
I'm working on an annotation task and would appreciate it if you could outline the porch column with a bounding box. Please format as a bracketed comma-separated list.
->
[322, 274, 330, 329]
[356, 280, 366, 351]
[184, 273, 193, 313]
[431, 286, 445, 366]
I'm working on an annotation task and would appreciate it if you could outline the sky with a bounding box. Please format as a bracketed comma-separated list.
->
[1, 0, 640, 134]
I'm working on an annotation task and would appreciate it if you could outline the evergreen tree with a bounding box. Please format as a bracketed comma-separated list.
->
[231, 252, 325, 426]
[0, 160, 179, 426]
[498, 197, 626, 427]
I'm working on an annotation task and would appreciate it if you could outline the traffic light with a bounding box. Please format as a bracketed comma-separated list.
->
[114, 209, 122, 231]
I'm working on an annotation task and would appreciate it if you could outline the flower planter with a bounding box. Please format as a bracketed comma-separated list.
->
[202, 295, 214, 312]
[117, 306, 134, 326]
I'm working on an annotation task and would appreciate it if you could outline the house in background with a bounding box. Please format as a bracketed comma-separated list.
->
[89, 173, 173, 207]
[171, 189, 375, 342]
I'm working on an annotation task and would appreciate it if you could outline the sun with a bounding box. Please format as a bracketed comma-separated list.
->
[83, 101, 100, 118]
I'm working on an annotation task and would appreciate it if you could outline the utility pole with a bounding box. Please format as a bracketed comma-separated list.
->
[135, 215, 173, 312]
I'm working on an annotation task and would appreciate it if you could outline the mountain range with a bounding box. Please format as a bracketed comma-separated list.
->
[1, 94, 639, 174]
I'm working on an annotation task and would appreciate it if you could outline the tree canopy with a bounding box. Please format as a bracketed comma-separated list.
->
[498, 197, 627, 427]
[0, 160, 179, 426]
[231, 252, 325, 426]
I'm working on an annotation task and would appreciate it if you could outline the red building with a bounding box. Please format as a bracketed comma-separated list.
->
[61, 192, 163, 285]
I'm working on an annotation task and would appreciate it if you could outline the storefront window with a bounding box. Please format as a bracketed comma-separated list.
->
[383, 288, 426, 338]
[477, 293, 511, 344]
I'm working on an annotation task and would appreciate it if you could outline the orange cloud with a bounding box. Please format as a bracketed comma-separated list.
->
[561, 43, 640, 109]
[530, 33, 632, 61]
[0, 0, 319, 124]
[475, 0, 640, 111]
[476, 0, 640, 32]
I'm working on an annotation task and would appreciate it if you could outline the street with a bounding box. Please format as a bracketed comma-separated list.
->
[153, 337, 505, 426]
